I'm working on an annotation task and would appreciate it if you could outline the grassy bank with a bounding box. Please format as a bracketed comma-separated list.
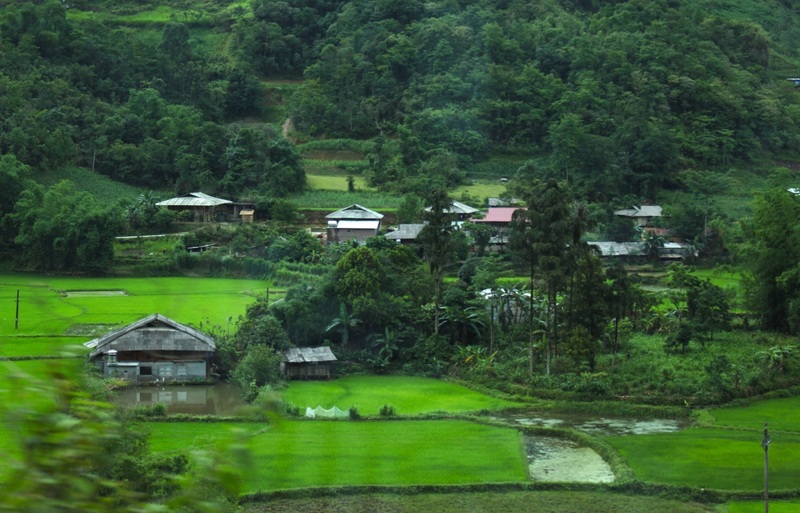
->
[241, 490, 714, 513]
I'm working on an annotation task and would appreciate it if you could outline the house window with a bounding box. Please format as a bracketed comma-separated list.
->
[140, 366, 152, 376]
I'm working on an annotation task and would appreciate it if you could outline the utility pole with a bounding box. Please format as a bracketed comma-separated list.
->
[15, 289, 20, 329]
[762, 422, 771, 513]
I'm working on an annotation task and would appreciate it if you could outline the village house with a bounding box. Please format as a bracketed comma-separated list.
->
[613, 205, 663, 227]
[425, 200, 480, 223]
[85, 313, 216, 382]
[384, 223, 426, 245]
[471, 207, 526, 243]
[589, 241, 696, 262]
[326, 204, 384, 243]
[156, 192, 253, 222]
[282, 346, 337, 380]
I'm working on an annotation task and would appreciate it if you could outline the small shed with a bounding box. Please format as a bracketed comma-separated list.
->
[85, 313, 216, 382]
[239, 209, 255, 223]
[282, 346, 337, 380]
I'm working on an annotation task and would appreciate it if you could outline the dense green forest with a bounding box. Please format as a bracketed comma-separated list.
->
[2, 0, 800, 201]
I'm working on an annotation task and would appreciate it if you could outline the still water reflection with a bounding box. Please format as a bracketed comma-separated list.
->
[114, 383, 245, 415]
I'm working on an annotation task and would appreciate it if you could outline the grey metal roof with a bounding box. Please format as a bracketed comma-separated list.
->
[384, 223, 425, 240]
[156, 192, 232, 207]
[283, 346, 337, 363]
[589, 241, 644, 257]
[614, 205, 662, 218]
[326, 204, 384, 220]
[425, 200, 480, 215]
[86, 313, 216, 358]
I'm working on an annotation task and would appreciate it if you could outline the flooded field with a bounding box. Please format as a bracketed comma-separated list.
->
[505, 410, 691, 483]
[526, 435, 615, 483]
[114, 383, 245, 415]
[499, 411, 691, 436]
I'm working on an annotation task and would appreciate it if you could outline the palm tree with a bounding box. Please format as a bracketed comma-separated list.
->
[325, 303, 360, 350]
[642, 229, 665, 262]
[368, 327, 399, 373]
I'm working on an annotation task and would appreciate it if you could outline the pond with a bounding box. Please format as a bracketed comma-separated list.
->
[114, 383, 245, 415]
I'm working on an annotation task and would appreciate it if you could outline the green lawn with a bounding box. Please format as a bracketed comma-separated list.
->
[605, 427, 800, 491]
[281, 375, 520, 416]
[150, 420, 527, 492]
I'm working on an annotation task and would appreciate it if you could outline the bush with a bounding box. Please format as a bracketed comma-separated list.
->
[349, 405, 361, 420]
[379, 404, 396, 417]
[231, 346, 284, 401]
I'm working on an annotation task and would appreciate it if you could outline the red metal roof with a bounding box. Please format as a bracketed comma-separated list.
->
[472, 207, 525, 224]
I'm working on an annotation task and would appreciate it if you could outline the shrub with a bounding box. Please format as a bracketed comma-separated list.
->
[284, 402, 300, 417]
[349, 405, 361, 420]
[379, 404, 396, 417]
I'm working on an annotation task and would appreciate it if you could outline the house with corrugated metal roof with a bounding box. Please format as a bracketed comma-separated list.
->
[613, 205, 663, 227]
[468, 207, 526, 249]
[282, 346, 337, 380]
[384, 223, 425, 245]
[85, 313, 216, 382]
[425, 200, 480, 221]
[156, 192, 250, 222]
[325, 204, 384, 243]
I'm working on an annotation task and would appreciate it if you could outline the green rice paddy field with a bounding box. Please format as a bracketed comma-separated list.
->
[149, 420, 527, 492]
[282, 375, 520, 415]
[606, 396, 800, 492]
[0, 274, 270, 353]
[2, 273, 799, 511]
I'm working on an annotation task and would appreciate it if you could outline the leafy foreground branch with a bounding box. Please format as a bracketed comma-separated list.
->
[0, 363, 243, 513]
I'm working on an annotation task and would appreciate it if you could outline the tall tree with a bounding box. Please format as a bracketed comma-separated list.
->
[418, 187, 457, 335]
[737, 188, 800, 333]
[509, 179, 574, 374]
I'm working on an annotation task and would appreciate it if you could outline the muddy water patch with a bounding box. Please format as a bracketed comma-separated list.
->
[502, 412, 690, 436]
[64, 290, 128, 297]
[526, 435, 615, 483]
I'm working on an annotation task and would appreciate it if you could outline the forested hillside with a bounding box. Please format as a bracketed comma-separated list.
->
[2, 0, 800, 203]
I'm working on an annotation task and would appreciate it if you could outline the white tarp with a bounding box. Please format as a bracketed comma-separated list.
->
[305, 406, 350, 419]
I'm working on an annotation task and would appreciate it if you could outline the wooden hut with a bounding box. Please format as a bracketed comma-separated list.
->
[282, 346, 337, 380]
[85, 313, 216, 382]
